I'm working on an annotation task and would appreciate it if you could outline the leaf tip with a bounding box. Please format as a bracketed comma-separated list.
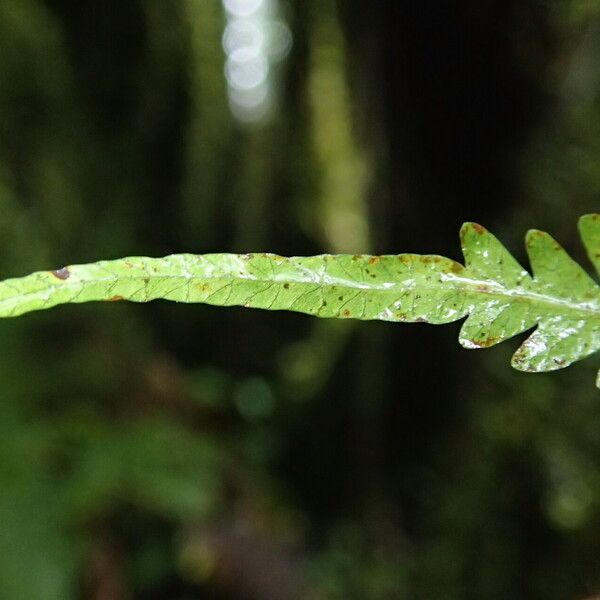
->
[510, 351, 534, 372]
[525, 228, 549, 245]
[458, 335, 481, 350]
[525, 229, 567, 261]
[460, 222, 488, 238]
[458, 320, 504, 349]
[511, 336, 575, 373]
[579, 213, 600, 227]
[510, 341, 543, 372]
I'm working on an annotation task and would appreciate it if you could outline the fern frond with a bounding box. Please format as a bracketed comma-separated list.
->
[1, 215, 599, 386]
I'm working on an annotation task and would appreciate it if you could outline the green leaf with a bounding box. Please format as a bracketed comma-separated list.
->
[580, 214, 600, 277]
[0, 215, 599, 386]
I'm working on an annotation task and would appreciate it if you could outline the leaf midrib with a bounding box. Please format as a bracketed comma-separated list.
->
[1, 259, 599, 323]
[445, 273, 600, 321]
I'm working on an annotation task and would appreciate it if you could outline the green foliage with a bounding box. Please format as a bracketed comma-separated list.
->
[1, 215, 598, 386]
[1, 2, 600, 598]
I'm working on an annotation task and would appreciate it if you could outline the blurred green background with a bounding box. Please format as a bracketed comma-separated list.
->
[0, 1, 600, 598]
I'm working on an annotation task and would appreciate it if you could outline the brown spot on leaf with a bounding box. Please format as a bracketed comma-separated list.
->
[415, 317, 428, 323]
[51, 267, 70, 280]
[106, 295, 124, 302]
[450, 262, 463, 274]
[512, 351, 524, 363]
[474, 336, 499, 348]
[368, 256, 380, 265]
[342, 309, 351, 317]
[472, 223, 486, 235]
[526, 230, 547, 248]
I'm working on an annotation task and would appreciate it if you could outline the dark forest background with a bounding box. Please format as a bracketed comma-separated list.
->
[0, 1, 600, 599]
